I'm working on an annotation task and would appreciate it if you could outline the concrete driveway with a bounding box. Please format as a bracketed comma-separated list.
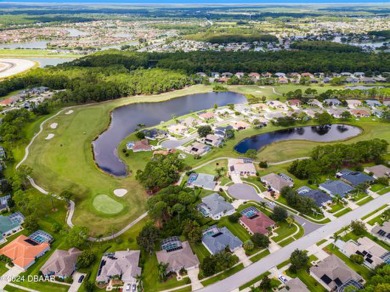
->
[234, 247, 251, 267]
[161, 134, 196, 149]
[68, 272, 86, 292]
[0, 265, 23, 289]
[188, 268, 203, 291]
[227, 183, 262, 201]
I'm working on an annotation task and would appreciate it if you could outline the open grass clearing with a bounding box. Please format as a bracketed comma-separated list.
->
[92, 194, 124, 214]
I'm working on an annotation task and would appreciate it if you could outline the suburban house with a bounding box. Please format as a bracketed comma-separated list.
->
[235, 72, 245, 79]
[319, 180, 354, 197]
[337, 169, 374, 187]
[286, 99, 302, 107]
[187, 173, 216, 190]
[142, 128, 167, 140]
[232, 121, 250, 131]
[202, 225, 242, 255]
[327, 108, 344, 119]
[267, 100, 288, 110]
[350, 109, 371, 118]
[371, 221, 390, 244]
[198, 112, 215, 120]
[96, 250, 141, 284]
[310, 255, 364, 291]
[215, 125, 234, 139]
[0, 212, 25, 243]
[228, 158, 256, 177]
[0, 234, 50, 270]
[308, 99, 323, 108]
[260, 173, 294, 193]
[239, 207, 275, 235]
[346, 100, 362, 109]
[156, 237, 200, 274]
[323, 98, 342, 106]
[365, 100, 382, 108]
[297, 187, 332, 207]
[364, 165, 390, 179]
[197, 193, 235, 220]
[184, 142, 210, 156]
[280, 278, 309, 292]
[0, 195, 11, 212]
[181, 117, 200, 128]
[40, 248, 82, 279]
[127, 139, 152, 152]
[204, 134, 223, 147]
[248, 72, 260, 81]
[167, 124, 188, 136]
[336, 237, 390, 269]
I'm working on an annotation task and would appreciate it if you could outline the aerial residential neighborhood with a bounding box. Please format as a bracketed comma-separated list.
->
[0, 1, 389, 292]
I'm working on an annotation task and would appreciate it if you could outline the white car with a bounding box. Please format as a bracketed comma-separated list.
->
[278, 275, 288, 283]
[126, 284, 131, 291]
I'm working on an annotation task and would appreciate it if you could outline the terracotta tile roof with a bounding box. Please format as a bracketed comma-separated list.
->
[240, 211, 275, 235]
[0, 235, 50, 269]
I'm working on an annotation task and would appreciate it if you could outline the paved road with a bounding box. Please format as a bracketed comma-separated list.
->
[161, 134, 197, 149]
[196, 191, 390, 292]
[227, 183, 321, 235]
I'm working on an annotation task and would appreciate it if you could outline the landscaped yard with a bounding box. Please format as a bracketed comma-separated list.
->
[201, 264, 244, 286]
[286, 268, 327, 292]
[334, 207, 352, 218]
[323, 244, 371, 280]
[356, 196, 373, 206]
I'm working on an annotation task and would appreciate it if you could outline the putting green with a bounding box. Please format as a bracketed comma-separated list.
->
[93, 194, 124, 214]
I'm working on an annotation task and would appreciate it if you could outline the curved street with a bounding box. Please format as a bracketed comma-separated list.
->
[197, 191, 390, 292]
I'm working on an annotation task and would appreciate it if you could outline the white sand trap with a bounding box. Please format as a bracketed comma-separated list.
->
[45, 133, 55, 140]
[114, 189, 128, 197]
[256, 90, 262, 93]
[65, 110, 74, 115]
[259, 86, 265, 88]
[50, 123, 58, 129]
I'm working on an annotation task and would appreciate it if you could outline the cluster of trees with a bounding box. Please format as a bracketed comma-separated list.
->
[280, 186, 320, 216]
[136, 153, 187, 192]
[145, 186, 200, 237]
[289, 249, 309, 273]
[290, 41, 362, 53]
[289, 139, 388, 179]
[201, 251, 238, 277]
[362, 264, 390, 291]
[66, 50, 390, 75]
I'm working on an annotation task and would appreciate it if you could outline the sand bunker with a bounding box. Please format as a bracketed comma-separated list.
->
[50, 123, 58, 129]
[0, 58, 36, 79]
[65, 110, 74, 115]
[114, 189, 128, 197]
[45, 133, 55, 140]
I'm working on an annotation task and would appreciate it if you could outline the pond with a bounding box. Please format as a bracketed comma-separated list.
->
[93, 91, 247, 176]
[234, 124, 361, 154]
[26, 57, 74, 67]
[0, 41, 48, 49]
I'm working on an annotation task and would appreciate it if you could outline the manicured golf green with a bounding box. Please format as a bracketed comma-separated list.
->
[93, 194, 124, 214]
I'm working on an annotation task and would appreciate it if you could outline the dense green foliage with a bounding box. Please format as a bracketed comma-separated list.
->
[136, 154, 186, 192]
[69, 50, 390, 74]
[201, 251, 239, 277]
[291, 41, 362, 52]
[251, 233, 270, 248]
[289, 139, 389, 178]
[368, 30, 390, 39]
[362, 264, 390, 292]
[281, 186, 320, 215]
[271, 206, 288, 222]
[137, 223, 160, 254]
[289, 249, 309, 273]
[197, 125, 212, 137]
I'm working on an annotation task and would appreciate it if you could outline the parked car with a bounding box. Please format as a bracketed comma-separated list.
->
[78, 275, 85, 283]
[132, 283, 137, 291]
[278, 275, 287, 283]
[126, 284, 131, 291]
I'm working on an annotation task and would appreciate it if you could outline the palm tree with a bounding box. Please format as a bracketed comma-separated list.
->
[330, 232, 340, 249]
[157, 263, 168, 282]
[286, 215, 295, 228]
[135, 274, 144, 292]
[333, 194, 342, 205]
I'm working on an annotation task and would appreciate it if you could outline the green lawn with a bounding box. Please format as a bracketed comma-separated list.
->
[271, 222, 298, 242]
[370, 184, 386, 192]
[378, 186, 390, 195]
[201, 264, 244, 286]
[239, 271, 271, 290]
[334, 207, 352, 218]
[328, 203, 345, 213]
[316, 239, 327, 246]
[92, 194, 124, 215]
[249, 249, 270, 262]
[361, 205, 388, 221]
[217, 217, 251, 242]
[22, 85, 212, 234]
[286, 268, 327, 292]
[356, 196, 373, 206]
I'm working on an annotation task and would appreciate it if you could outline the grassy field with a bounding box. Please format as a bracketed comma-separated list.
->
[92, 194, 124, 215]
[0, 49, 80, 58]
[22, 85, 212, 234]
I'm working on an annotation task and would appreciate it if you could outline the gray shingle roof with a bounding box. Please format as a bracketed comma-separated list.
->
[201, 193, 234, 217]
[202, 226, 242, 255]
[319, 180, 354, 197]
[339, 169, 374, 187]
